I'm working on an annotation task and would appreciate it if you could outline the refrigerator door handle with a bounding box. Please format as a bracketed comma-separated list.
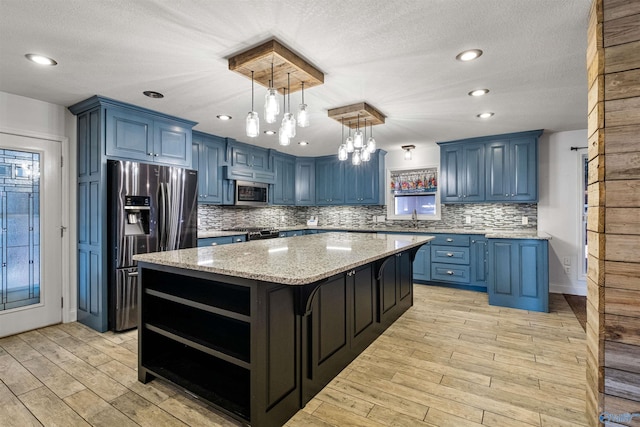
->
[158, 182, 167, 251]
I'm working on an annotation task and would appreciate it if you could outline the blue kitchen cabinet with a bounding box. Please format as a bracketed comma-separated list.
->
[440, 143, 484, 203]
[485, 135, 538, 202]
[192, 132, 225, 204]
[487, 239, 548, 312]
[344, 150, 386, 205]
[315, 156, 345, 205]
[228, 139, 269, 171]
[295, 158, 315, 206]
[470, 236, 487, 288]
[272, 153, 296, 205]
[413, 243, 431, 282]
[105, 105, 193, 167]
[278, 230, 304, 238]
[69, 95, 196, 332]
[198, 235, 246, 246]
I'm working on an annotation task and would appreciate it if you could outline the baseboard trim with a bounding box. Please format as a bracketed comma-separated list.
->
[550, 282, 586, 296]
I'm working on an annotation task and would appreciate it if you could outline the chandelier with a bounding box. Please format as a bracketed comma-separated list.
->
[330, 102, 385, 165]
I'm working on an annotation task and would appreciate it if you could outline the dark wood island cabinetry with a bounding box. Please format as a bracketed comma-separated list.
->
[134, 232, 433, 426]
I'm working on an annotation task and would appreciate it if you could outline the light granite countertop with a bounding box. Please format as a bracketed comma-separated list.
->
[199, 226, 551, 240]
[134, 232, 434, 285]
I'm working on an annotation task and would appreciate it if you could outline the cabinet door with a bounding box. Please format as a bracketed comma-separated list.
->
[315, 157, 344, 205]
[295, 159, 315, 205]
[272, 155, 295, 205]
[487, 239, 548, 312]
[485, 140, 511, 201]
[153, 121, 191, 167]
[470, 237, 487, 286]
[344, 163, 361, 204]
[463, 144, 485, 202]
[351, 264, 376, 352]
[231, 145, 252, 168]
[413, 244, 430, 281]
[105, 107, 154, 162]
[250, 148, 269, 171]
[440, 145, 463, 202]
[510, 137, 537, 201]
[198, 137, 224, 204]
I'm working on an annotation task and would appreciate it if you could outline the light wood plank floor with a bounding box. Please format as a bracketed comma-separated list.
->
[0, 285, 587, 426]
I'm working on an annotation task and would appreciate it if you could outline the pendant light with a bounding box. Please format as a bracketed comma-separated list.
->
[352, 149, 362, 165]
[353, 114, 364, 149]
[281, 73, 296, 138]
[361, 119, 371, 162]
[264, 63, 279, 124]
[278, 87, 290, 146]
[345, 124, 354, 153]
[367, 121, 376, 153]
[245, 71, 259, 138]
[297, 81, 309, 127]
[338, 117, 348, 161]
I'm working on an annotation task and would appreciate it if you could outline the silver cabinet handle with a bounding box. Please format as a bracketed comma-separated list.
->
[211, 242, 218, 246]
[235, 238, 242, 242]
[446, 238, 453, 242]
[446, 253, 454, 257]
[447, 271, 454, 275]
[148, 152, 154, 156]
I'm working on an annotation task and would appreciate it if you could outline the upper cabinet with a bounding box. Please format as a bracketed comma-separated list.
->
[440, 144, 485, 203]
[192, 132, 225, 204]
[271, 153, 296, 205]
[485, 136, 538, 202]
[315, 156, 345, 205]
[295, 158, 316, 206]
[228, 139, 269, 171]
[438, 130, 542, 204]
[104, 105, 194, 167]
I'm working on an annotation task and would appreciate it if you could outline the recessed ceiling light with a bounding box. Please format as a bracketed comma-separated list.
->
[477, 112, 494, 119]
[143, 91, 164, 99]
[264, 130, 276, 135]
[217, 115, 232, 121]
[25, 53, 57, 66]
[469, 89, 489, 97]
[298, 141, 309, 146]
[456, 49, 483, 62]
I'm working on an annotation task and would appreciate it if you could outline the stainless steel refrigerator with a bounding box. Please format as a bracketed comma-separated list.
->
[107, 160, 198, 331]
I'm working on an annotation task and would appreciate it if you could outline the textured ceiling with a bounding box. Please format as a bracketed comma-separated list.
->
[0, 0, 590, 157]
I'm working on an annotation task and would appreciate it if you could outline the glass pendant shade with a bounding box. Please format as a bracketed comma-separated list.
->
[352, 150, 362, 165]
[297, 104, 309, 127]
[264, 88, 279, 123]
[278, 126, 290, 146]
[346, 136, 354, 153]
[245, 111, 259, 138]
[282, 113, 296, 138]
[404, 149, 412, 160]
[353, 131, 364, 149]
[361, 147, 371, 162]
[338, 144, 348, 161]
[367, 136, 376, 153]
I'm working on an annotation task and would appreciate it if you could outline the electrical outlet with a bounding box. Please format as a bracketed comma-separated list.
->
[563, 257, 571, 266]
[564, 265, 571, 274]
[465, 215, 471, 224]
[377, 215, 386, 223]
[522, 216, 528, 225]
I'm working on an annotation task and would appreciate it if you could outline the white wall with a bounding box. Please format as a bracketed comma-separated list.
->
[0, 91, 77, 321]
[539, 129, 588, 295]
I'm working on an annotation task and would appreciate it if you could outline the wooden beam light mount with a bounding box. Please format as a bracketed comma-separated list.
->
[228, 39, 324, 95]
[328, 102, 386, 129]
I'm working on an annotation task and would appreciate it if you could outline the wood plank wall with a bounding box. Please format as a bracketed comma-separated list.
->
[587, 0, 640, 424]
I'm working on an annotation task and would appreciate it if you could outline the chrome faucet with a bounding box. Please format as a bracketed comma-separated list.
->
[411, 209, 418, 229]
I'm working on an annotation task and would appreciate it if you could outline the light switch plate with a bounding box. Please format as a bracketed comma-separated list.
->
[522, 216, 528, 225]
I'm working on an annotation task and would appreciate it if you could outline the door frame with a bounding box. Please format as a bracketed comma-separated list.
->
[0, 126, 73, 323]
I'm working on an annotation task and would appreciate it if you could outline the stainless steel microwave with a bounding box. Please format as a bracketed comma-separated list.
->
[235, 181, 269, 206]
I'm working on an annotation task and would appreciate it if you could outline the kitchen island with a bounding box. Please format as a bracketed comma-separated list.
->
[133, 232, 433, 427]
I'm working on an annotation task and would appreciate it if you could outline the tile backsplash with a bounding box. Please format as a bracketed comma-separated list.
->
[198, 203, 537, 231]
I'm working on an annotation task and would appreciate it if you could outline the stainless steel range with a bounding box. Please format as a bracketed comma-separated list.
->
[223, 227, 280, 240]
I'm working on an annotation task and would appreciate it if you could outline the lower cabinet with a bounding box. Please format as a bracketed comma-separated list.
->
[197, 235, 246, 247]
[413, 243, 431, 282]
[378, 251, 413, 328]
[487, 239, 549, 312]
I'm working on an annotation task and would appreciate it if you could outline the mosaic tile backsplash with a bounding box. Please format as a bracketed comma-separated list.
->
[198, 203, 538, 232]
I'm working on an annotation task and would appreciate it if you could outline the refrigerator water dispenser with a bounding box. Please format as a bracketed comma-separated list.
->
[124, 195, 150, 235]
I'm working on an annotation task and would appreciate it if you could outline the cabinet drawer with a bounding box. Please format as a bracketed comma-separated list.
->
[431, 263, 471, 284]
[431, 245, 470, 264]
[431, 234, 470, 246]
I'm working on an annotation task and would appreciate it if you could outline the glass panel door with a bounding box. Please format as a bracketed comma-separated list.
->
[1, 150, 41, 311]
[0, 132, 61, 338]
